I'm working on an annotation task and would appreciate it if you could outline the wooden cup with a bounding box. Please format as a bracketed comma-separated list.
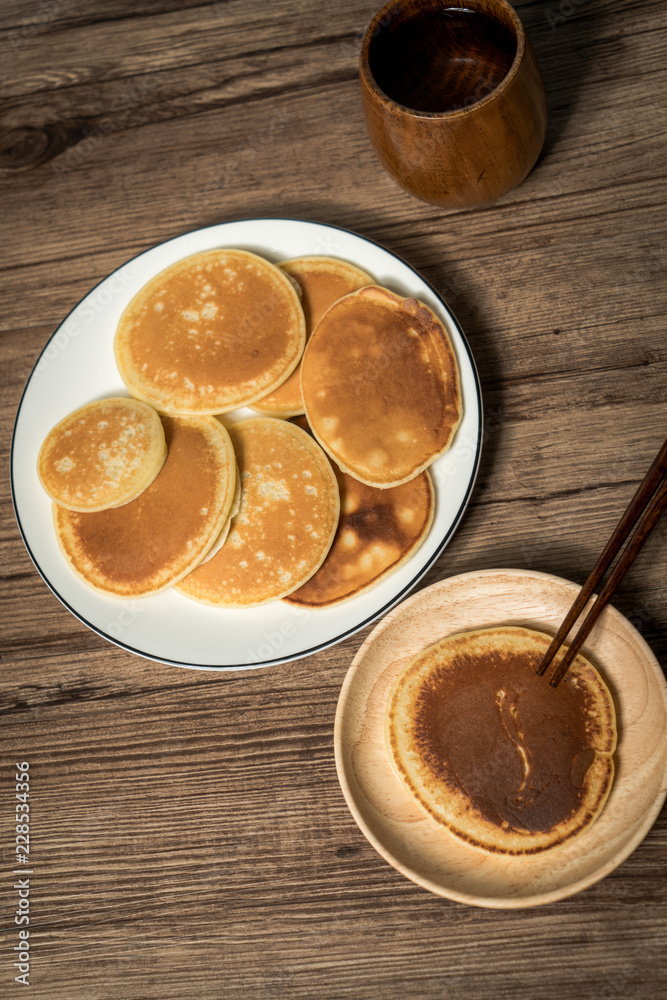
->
[359, 0, 548, 210]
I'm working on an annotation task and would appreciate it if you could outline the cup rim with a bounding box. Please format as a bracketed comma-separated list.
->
[359, 0, 526, 119]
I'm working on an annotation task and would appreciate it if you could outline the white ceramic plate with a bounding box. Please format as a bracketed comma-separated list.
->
[334, 569, 667, 907]
[11, 219, 482, 670]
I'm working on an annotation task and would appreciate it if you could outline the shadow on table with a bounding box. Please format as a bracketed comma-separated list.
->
[517, 0, 607, 160]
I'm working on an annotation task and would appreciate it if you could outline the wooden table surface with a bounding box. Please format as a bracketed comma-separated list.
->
[1, 1, 666, 997]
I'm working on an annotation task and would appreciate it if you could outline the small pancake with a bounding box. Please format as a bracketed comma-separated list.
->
[177, 417, 339, 607]
[114, 249, 306, 414]
[37, 397, 166, 512]
[286, 417, 433, 607]
[301, 285, 462, 488]
[53, 415, 236, 598]
[252, 256, 373, 417]
[386, 626, 617, 856]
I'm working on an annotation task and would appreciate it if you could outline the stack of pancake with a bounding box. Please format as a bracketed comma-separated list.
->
[176, 417, 339, 607]
[252, 256, 373, 417]
[114, 249, 306, 415]
[285, 417, 434, 608]
[52, 413, 237, 598]
[39, 247, 463, 606]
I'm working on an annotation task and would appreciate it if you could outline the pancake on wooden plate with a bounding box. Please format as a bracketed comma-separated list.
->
[286, 417, 434, 607]
[114, 249, 306, 415]
[37, 397, 166, 512]
[301, 285, 462, 488]
[53, 415, 236, 598]
[177, 417, 339, 607]
[385, 626, 616, 855]
[252, 256, 373, 417]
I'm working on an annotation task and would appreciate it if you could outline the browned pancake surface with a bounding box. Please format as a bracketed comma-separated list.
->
[177, 417, 339, 607]
[386, 627, 616, 855]
[54, 415, 236, 597]
[301, 285, 462, 487]
[38, 397, 166, 511]
[253, 257, 373, 416]
[114, 249, 305, 414]
[286, 417, 433, 606]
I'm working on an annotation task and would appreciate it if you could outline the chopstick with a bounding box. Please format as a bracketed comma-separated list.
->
[536, 435, 667, 688]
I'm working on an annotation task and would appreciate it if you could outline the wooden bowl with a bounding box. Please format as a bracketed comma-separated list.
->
[359, 0, 547, 209]
[334, 569, 667, 907]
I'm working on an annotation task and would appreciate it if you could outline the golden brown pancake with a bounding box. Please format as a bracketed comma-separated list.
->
[37, 397, 166, 512]
[286, 417, 433, 607]
[301, 285, 462, 488]
[53, 415, 236, 598]
[252, 256, 373, 417]
[386, 626, 616, 855]
[177, 417, 339, 607]
[114, 249, 306, 414]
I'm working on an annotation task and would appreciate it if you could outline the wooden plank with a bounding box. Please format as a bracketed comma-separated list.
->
[1, 0, 666, 997]
[0, 1, 369, 97]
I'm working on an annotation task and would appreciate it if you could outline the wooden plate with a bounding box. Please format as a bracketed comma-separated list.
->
[334, 568, 667, 908]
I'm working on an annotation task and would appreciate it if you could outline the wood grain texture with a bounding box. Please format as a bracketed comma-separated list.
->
[1, 0, 666, 997]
